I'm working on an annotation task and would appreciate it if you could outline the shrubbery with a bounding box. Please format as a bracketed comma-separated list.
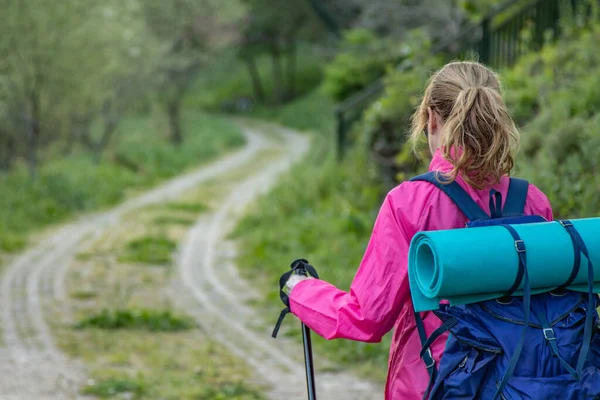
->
[0, 112, 244, 252]
[356, 19, 600, 219]
[323, 29, 415, 102]
[503, 24, 600, 218]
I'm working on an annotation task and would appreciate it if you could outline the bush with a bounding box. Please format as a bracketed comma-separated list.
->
[323, 29, 412, 102]
[354, 19, 600, 218]
[75, 309, 195, 331]
[357, 40, 444, 186]
[503, 24, 600, 218]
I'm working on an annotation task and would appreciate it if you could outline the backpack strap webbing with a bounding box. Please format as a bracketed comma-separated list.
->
[410, 173, 530, 220]
[412, 309, 437, 400]
[557, 220, 596, 375]
[502, 178, 529, 216]
[494, 225, 532, 399]
[410, 172, 488, 221]
[534, 309, 579, 378]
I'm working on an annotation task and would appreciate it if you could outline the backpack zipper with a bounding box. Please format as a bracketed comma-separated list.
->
[480, 297, 584, 328]
[453, 335, 503, 354]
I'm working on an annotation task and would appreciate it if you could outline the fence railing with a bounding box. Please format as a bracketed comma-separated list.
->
[334, 0, 590, 159]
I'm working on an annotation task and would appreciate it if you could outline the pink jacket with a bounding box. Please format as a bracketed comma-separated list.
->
[289, 149, 553, 399]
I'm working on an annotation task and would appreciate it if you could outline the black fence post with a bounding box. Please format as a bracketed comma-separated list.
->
[479, 17, 492, 64]
[336, 110, 346, 161]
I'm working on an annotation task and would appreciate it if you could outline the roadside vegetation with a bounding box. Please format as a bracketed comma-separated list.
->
[233, 1, 600, 383]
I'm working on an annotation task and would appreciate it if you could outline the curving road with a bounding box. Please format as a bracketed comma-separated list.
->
[0, 123, 384, 399]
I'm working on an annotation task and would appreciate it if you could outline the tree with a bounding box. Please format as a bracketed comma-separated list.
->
[0, 0, 154, 175]
[140, 0, 212, 146]
[238, 0, 325, 104]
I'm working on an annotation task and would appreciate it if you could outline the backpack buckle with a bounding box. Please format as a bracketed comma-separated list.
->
[543, 328, 556, 341]
[422, 348, 435, 369]
[514, 240, 526, 253]
[559, 220, 573, 227]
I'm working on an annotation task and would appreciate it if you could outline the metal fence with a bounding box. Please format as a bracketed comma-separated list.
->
[334, 0, 592, 159]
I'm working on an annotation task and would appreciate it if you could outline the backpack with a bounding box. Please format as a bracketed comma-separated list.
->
[409, 171, 600, 400]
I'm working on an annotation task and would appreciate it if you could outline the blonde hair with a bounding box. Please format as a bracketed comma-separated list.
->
[409, 61, 520, 190]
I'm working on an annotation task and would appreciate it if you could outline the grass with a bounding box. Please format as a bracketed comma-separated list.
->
[232, 88, 391, 382]
[83, 376, 146, 398]
[0, 110, 244, 253]
[119, 236, 178, 266]
[152, 215, 197, 226]
[163, 202, 208, 213]
[75, 309, 196, 332]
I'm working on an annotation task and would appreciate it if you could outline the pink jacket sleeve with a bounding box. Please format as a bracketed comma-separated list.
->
[288, 191, 412, 343]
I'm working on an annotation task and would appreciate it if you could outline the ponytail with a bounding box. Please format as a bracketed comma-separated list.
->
[409, 61, 520, 190]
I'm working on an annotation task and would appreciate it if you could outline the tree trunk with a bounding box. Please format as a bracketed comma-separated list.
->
[93, 116, 118, 164]
[284, 39, 297, 101]
[270, 46, 285, 104]
[0, 133, 15, 170]
[243, 56, 266, 102]
[26, 92, 41, 180]
[167, 98, 183, 146]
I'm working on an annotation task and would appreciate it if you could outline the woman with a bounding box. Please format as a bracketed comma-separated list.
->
[285, 61, 553, 399]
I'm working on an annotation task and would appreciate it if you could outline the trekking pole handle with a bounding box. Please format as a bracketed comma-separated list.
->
[290, 260, 318, 400]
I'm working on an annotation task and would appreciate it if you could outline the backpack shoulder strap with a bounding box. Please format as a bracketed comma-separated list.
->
[410, 172, 489, 221]
[502, 177, 529, 216]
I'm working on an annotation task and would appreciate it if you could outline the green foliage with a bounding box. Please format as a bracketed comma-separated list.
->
[503, 23, 600, 218]
[75, 309, 195, 332]
[187, 45, 324, 111]
[83, 376, 146, 398]
[323, 29, 410, 101]
[119, 236, 177, 265]
[356, 37, 444, 184]
[0, 112, 243, 253]
[250, 89, 335, 133]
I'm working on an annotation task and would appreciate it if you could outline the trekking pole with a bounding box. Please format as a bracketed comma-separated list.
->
[272, 259, 319, 400]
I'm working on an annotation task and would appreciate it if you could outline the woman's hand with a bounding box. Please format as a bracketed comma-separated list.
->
[285, 274, 314, 292]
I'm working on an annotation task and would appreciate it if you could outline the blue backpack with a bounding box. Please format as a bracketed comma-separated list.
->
[409, 172, 600, 400]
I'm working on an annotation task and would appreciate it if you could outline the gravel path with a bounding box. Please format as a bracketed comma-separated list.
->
[0, 123, 384, 399]
[174, 125, 384, 399]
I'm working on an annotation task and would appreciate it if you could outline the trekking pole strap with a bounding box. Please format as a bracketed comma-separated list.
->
[272, 259, 319, 339]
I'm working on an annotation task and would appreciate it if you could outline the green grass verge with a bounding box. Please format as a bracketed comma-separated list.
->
[233, 88, 391, 382]
[119, 236, 178, 266]
[75, 309, 196, 332]
[83, 376, 146, 398]
[0, 111, 244, 253]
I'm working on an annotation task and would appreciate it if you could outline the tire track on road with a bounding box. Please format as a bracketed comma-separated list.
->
[176, 125, 385, 400]
[0, 129, 267, 399]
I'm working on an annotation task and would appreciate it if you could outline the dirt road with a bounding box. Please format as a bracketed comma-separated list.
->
[0, 123, 384, 399]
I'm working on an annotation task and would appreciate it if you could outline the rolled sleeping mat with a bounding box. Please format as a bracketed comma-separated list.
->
[408, 218, 600, 312]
